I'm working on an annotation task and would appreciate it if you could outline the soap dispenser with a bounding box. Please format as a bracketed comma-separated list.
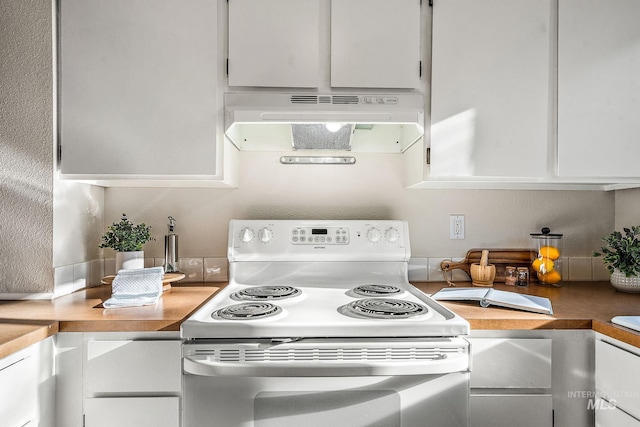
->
[164, 216, 180, 273]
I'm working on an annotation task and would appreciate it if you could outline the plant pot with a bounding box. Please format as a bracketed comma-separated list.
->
[115, 251, 144, 272]
[610, 269, 640, 293]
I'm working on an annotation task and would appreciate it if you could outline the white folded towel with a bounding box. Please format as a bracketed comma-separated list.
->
[103, 267, 164, 308]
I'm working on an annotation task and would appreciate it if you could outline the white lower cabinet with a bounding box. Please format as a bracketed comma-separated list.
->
[0, 336, 55, 427]
[468, 330, 595, 427]
[595, 398, 640, 427]
[468, 337, 553, 427]
[470, 394, 553, 427]
[56, 332, 182, 427]
[85, 397, 180, 427]
[595, 336, 640, 426]
[0, 346, 37, 427]
[85, 339, 181, 394]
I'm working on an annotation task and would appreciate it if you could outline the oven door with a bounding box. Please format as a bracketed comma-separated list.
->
[183, 338, 469, 427]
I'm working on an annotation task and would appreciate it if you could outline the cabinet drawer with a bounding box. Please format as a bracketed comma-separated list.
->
[86, 340, 181, 393]
[469, 338, 552, 388]
[470, 394, 553, 427]
[596, 339, 640, 420]
[85, 397, 180, 427]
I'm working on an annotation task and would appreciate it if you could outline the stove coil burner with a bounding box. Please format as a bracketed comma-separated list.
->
[345, 298, 427, 319]
[351, 284, 403, 297]
[213, 302, 282, 320]
[231, 285, 302, 301]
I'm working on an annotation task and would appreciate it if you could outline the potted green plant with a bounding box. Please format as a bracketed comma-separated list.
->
[99, 214, 154, 271]
[593, 226, 640, 293]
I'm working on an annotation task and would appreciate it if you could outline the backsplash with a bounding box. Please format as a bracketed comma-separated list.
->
[408, 256, 611, 284]
[53, 255, 611, 297]
[53, 257, 229, 296]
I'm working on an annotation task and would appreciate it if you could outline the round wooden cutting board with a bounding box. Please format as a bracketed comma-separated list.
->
[101, 272, 185, 292]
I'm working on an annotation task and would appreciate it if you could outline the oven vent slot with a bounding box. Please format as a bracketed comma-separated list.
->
[196, 347, 464, 362]
[290, 95, 319, 104]
[331, 95, 360, 105]
[218, 349, 241, 361]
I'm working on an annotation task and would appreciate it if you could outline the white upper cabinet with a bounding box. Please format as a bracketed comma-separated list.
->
[227, 0, 421, 89]
[558, 0, 640, 178]
[228, 0, 321, 88]
[330, 0, 421, 89]
[430, 0, 551, 178]
[59, 0, 235, 186]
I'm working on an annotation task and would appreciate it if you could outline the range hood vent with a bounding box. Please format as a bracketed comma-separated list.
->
[224, 92, 425, 153]
[290, 95, 362, 105]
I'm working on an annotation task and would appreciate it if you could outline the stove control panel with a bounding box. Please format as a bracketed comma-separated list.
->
[229, 220, 410, 262]
[290, 226, 349, 245]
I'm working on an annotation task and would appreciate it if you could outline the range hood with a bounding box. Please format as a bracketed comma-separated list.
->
[224, 93, 425, 153]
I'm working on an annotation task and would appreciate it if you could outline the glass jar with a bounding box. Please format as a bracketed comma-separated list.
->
[516, 267, 529, 287]
[505, 266, 517, 286]
[530, 227, 563, 286]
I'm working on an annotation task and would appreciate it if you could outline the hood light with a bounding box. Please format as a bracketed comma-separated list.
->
[280, 156, 356, 165]
[324, 122, 346, 132]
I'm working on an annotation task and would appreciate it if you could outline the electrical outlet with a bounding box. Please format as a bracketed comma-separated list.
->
[450, 215, 465, 239]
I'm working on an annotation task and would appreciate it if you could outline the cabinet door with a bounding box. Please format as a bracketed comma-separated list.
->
[0, 347, 37, 427]
[470, 395, 553, 427]
[558, 0, 640, 178]
[228, 0, 320, 88]
[330, 0, 421, 89]
[596, 339, 640, 420]
[85, 340, 181, 393]
[468, 338, 552, 388]
[59, 0, 218, 178]
[595, 398, 640, 427]
[85, 397, 180, 427]
[430, 0, 551, 178]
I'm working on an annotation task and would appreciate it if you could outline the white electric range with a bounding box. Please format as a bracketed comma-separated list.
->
[181, 220, 470, 427]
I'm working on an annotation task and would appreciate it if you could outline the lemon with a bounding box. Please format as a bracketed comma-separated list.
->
[532, 257, 554, 273]
[538, 270, 561, 284]
[539, 246, 560, 260]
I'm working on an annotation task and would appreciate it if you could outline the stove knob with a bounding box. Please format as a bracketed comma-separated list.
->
[386, 228, 400, 243]
[258, 228, 273, 243]
[240, 228, 254, 243]
[367, 228, 382, 243]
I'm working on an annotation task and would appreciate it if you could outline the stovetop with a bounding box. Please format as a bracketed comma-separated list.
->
[181, 280, 469, 339]
[180, 220, 470, 340]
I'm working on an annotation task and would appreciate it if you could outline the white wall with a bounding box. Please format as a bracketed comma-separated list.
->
[105, 151, 615, 262]
[614, 188, 640, 230]
[0, 0, 55, 293]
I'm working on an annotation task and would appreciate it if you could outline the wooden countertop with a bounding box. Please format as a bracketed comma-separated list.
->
[2, 280, 640, 360]
[0, 283, 220, 358]
[414, 281, 640, 347]
[0, 321, 58, 360]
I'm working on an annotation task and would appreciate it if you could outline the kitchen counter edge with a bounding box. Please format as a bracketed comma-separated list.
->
[3, 281, 640, 359]
[0, 283, 222, 359]
[414, 281, 640, 348]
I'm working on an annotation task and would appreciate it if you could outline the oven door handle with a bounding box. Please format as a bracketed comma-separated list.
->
[183, 353, 469, 377]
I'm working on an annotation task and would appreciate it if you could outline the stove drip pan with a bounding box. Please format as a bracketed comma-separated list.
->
[342, 298, 428, 319]
[231, 285, 302, 301]
[213, 302, 283, 320]
[350, 284, 403, 298]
